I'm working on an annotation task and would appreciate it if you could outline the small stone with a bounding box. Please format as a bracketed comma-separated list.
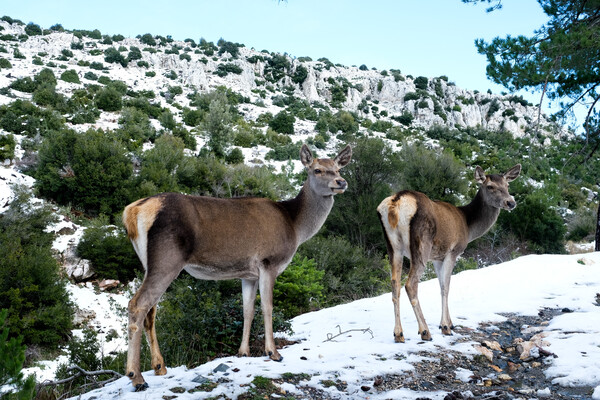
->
[192, 375, 210, 384]
[483, 340, 503, 351]
[213, 363, 229, 373]
[360, 385, 371, 391]
[498, 374, 512, 381]
[507, 361, 520, 373]
[537, 387, 552, 397]
[473, 345, 494, 362]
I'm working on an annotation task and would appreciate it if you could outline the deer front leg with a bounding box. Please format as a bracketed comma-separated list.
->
[434, 257, 455, 335]
[238, 278, 258, 357]
[405, 257, 431, 341]
[144, 306, 167, 375]
[391, 253, 404, 343]
[258, 269, 282, 361]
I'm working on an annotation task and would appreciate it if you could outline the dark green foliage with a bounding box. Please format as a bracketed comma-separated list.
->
[0, 57, 11, 69]
[225, 147, 244, 164]
[76, 217, 141, 282]
[264, 54, 290, 82]
[265, 142, 301, 161]
[95, 87, 123, 111]
[291, 64, 308, 85]
[0, 309, 35, 400]
[139, 33, 156, 46]
[89, 61, 105, 70]
[498, 187, 566, 253]
[155, 275, 291, 365]
[359, 64, 368, 71]
[273, 255, 324, 318]
[268, 111, 295, 134]
[218, 40, 240, 58]
[60, 69, 80, 84]
[10, 77, 36, 93]
[104, 47, 128, 67]
[396, 140, 467, 203]
[0, 133, 16, 160]
[0, 188, 73, 349]
[116, 107, 157, 150]
[24, 22, 42, 36]
[566, 207, 596, 241]
[414, 76, 429, 89]
[392, 111, 414, 126]
[83, 71, 98, 81]
[0, 99, 64, 137]
[35, 128, 133, 216]
[202, 92, 234, 158]
[127, 46, 142, 62]
[327, 138, 403, 250]
[215, 63, 243, 76]
[404, 92, 420, 101]
[486, 98, 501, 118]
[297, 236, 389, 305]
[136, 134, 185, 195]
[370, 120, 393, 133]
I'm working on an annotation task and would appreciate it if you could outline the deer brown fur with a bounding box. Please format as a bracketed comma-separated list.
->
[377, 164, 521, 343]
[122, 144, 352, 391]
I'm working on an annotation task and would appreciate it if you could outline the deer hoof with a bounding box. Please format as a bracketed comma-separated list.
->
[266, 351, 283, 362]
[134, 382, 149, 392]
[154, 363, 167, 375]
[441, 325, 453, 335]
[419, 330, 432, 341]
[394, 332, 405, 343]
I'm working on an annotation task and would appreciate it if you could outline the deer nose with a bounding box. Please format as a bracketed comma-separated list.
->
[336, 178, 347, 189]
[506, 199, 516, 210]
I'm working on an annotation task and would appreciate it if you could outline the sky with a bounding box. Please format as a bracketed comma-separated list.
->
[2, 1, 553, 108]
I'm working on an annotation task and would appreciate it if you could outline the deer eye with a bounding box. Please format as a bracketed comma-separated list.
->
[314, 169, 322, 174]
[487, 185, 494, 190]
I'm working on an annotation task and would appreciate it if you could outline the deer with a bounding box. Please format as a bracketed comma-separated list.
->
[376, 164, 521, 343]
[121, 144, 352, 391]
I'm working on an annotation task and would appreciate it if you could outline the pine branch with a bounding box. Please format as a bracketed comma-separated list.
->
[36, 364, 123, 389]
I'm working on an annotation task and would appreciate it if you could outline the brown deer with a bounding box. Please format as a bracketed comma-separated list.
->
[121, 144, 351, 391]
[377, 164, 521, 343]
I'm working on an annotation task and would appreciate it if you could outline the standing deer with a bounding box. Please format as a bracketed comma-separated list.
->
[121, 144, 351, 391]
[377, 164, 521, 343]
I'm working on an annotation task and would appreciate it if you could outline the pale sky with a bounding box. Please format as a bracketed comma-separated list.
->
[4, 1, 564, 119]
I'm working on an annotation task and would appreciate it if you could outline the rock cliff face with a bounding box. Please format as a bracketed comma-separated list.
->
[0, 20, 560, 139]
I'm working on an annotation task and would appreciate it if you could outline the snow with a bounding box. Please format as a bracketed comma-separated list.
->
[57, 252, 599, 399]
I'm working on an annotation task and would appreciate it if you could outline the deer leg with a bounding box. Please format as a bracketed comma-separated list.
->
[258, 269, 282, 361]
[391, 252, 404, 343]
[434, 257, 455, 335]
[238, 278, 258, 357]
[405, 252, 432, 341]
[143, 305, 167, 375]
[126, 264, 182, 391]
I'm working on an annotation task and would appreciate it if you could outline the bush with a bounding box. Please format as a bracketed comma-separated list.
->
[155, 275, 291, 366]
[273, 255, 324, 318]
[404, 92, 420, 101]
[60, 69, 80, 84]
[24, 22, 42, 36]
[76, 217, 141, 282]
[269, 111, 295, 134]
[104, 47, 128, 67]
[225, 147, 244, 164]
[265, 142, 301, 161]
[0, 309, 35, 400]
[214, 63, 243, 77]
[35, 128, 134, 216]
[95, 87, 123, 111]
[414, 76, 428, 90]
[0, 133, 16, 160]
[0, 57, 11, 69]
[566, 207, 596, 242]
[0, 187, 74, 349]
[139, 33, 156, 46]
[297, 236, 389, 305]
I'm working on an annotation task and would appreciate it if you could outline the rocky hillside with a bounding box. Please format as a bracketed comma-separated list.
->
[0, 18, 560, 142]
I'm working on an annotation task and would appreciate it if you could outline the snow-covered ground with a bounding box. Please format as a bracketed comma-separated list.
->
[60, 251, 600, 400]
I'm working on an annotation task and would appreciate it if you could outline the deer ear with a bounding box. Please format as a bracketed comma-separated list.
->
[474, 166, 486, 184]
[334, 145, 352, 168]
[300, 144, 313, 168]
[504, 164, 521, 182]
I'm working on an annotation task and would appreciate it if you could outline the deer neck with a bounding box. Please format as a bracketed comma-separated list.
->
[281, 184, 335, 245]
[459, 190, 501, 242]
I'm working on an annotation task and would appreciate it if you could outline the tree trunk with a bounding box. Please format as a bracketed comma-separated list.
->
[596, 199, 600, 252]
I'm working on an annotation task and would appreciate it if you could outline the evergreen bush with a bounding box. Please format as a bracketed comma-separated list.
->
[60, 69, 80, 84]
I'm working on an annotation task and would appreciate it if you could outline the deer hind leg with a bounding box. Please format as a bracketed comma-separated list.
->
[405, 247, 432, 341]
[238, 278, 258, 357]
[433, 256, 456, 335]
[390, 251, 405, 343]
[126, 261, 182, 391]
[143, 305, 167, 375]
[258, 268, 282, 361]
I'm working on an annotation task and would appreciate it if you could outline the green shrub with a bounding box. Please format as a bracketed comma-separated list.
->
[24, 22, 42, 36]
[273, 255, 324, 318]
[95, 87, 123, 111]
[0, 57, 11, 69]
[566, 207, 596, 242]
[0, 309, 35, 400]
[60, 69, 80, 83]
[104, 47, 128, 67]
[155, 275, 291, 366]
[115, 107, 157, 149]
[89, 61, 105, 70]
[76, 217, 141, 282]
[404, 92, 420, 101]
[414, 76, 428, 90]
[139, 33, 156, 46]
[35, 128, 134, 216]
[291, 64, 308, 85]
[225, 147, 244, 164]
[268, 111, 295, 134]
[392, 111, 414, 126]
[10, 77, 36, 93]
[297, 236, 389, 305]
[0, 133, 16, 160]
[0, 187, 74, 349]
[265, 142, 301, 161]
[83, 71, 98, 81]
[214, 63, 243, 76]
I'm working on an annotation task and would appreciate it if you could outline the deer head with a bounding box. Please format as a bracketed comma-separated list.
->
[475, 164, 521, 211]
[301, 144, 352, 196]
